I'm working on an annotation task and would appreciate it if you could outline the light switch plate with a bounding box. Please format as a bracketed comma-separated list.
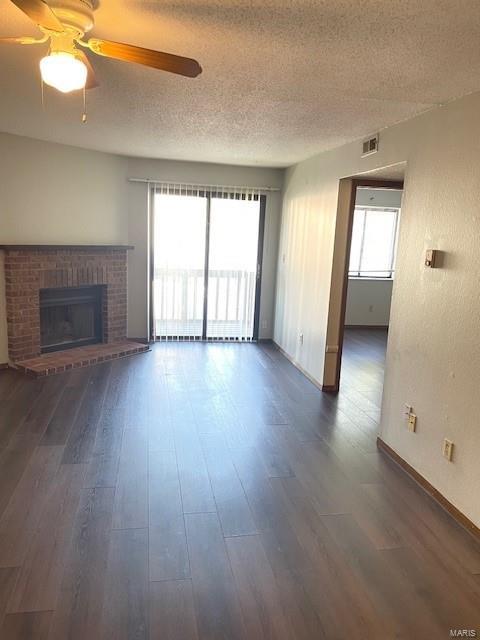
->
[425, 249, 438, 267]
[408, 413, 417, 432]
[443, 439, 454, 461]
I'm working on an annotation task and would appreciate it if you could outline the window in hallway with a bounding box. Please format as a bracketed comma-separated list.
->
[348, 206, 400, 279]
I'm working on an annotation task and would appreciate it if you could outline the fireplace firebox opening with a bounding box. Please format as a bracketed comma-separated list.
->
[40, 285, 104, 353]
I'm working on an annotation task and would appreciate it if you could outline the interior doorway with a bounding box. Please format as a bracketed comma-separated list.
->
[323, 173, 404, 392]
[152, 188, 266, 342]
[345, 186, 402, 329]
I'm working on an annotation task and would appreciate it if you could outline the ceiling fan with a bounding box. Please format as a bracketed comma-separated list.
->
[1, 0, 202, 94]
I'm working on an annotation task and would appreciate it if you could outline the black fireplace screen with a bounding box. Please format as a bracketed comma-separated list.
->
[40, 286, 104, 353]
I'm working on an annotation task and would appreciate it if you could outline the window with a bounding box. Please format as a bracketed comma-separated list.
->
[348, 207, 400, 278]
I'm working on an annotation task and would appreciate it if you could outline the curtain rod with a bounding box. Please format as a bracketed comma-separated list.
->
[128, 178, 281, 192]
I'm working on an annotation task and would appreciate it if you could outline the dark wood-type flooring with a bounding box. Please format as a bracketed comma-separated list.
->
[0, 328, 479, 639]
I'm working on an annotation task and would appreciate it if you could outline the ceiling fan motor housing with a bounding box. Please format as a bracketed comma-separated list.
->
[48, 0, 95, 36]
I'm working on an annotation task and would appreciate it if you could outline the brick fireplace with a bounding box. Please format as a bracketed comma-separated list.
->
[2, 245, 132, 363]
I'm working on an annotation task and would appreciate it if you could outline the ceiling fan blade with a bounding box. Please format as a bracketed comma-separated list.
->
[10, 0, 64, 32]
[0, 36, 43, 44]
[76, 50, 99, 90]
[87, 39, 202, 78]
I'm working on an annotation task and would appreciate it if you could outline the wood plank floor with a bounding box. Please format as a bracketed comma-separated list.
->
[0, 329, 479, 639]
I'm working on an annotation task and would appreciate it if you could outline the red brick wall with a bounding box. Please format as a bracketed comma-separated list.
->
[4, 248, 128, 362]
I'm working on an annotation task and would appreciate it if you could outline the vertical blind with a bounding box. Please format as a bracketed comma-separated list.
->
[207, 194, 260, 341]
[152, 183, 265, 342]
[153, 186, 207, 341]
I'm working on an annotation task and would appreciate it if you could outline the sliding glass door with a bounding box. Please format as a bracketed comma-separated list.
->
[207, 197, 261, 340]
[152, 188, 265, 341]
[153, 193, 207, 339]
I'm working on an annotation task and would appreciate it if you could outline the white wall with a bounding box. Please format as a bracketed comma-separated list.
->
[355, 187, 403, 208]
[0, 132, 284, 360]
[274, 91, 480, 527]
[126, 157, 284, 340]
[0, 132, 130, 362]
[0, 132, 129, 244]
[345, 279, 393, 326]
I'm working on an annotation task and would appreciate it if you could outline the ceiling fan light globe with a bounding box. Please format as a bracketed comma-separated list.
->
[39, 52, 87, 93]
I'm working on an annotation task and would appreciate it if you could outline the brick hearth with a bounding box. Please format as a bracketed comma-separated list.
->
[16, 341, 149, 378]
[3, 245, 132, 363]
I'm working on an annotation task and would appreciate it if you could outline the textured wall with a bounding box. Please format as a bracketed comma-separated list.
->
[381, 99, 480, 528]
[275, 91, 480, 527]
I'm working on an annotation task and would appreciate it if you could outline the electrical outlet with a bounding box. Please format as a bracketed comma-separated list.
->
[404, 404, 412, 418]
[443, 439, 454, 461]
[261, 319, 268, 329]
[407, 413, 417, 432]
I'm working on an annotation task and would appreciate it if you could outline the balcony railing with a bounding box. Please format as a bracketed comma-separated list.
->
[153, 267, 257, 339]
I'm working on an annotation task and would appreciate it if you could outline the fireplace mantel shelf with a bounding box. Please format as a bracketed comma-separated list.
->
[0, 244, 134, 250]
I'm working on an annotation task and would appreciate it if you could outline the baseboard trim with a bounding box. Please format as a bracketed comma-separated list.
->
[321, 385, 338, 393]
[377, 437, 479, 541]
[271, 341, 331, 392]
[345, 325, 388, 329]
[127, 337, 150, 345]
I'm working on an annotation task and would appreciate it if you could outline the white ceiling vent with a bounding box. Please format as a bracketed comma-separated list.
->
[362, 134, 379, 157]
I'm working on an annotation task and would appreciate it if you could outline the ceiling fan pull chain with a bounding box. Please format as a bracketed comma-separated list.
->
[82, 86, 87, 124]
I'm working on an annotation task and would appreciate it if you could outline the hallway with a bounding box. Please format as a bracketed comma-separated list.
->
[0, 331, 478, 638]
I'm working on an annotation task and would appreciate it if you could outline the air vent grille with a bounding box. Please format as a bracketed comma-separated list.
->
[362, 134, 379, 157]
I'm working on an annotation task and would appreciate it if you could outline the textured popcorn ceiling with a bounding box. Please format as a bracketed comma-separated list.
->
[1, 0, 480, 166]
